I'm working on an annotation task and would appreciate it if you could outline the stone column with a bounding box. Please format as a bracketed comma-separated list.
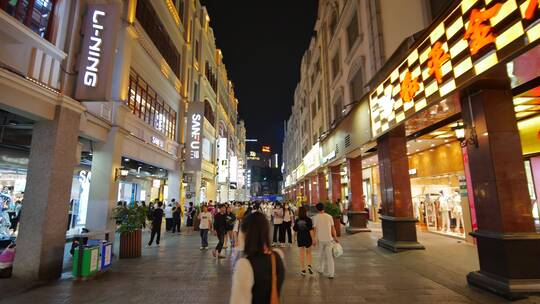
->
[85, 127, 125, 233]
[13, 106, 81, 281]
[347, 156, 370, 233]
[377, 124, 424, 252]
[330, 165, 341, 203]
[311, 175, 319, 205]
[167, 167, 181, 203]
[304, 179, 311, 204]
[318, 171, 328, 202]
[462, 85, 540, 298]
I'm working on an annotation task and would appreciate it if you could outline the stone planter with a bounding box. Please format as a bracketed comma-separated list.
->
[119, 229, 142, 258]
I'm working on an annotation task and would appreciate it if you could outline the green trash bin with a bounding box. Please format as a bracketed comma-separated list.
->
[72, 246, 100, 278]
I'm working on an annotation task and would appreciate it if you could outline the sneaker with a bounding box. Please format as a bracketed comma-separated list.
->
[328, 276, 334, 279]
[317, 269, 324, 274]
[218, 254, 226, 259]
[308, 265, 313, 275]
[200, 247, 204, 250]
[301, 270, 306, 276]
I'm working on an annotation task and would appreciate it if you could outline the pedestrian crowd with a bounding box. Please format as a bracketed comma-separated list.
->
[118, 198, 345, 304]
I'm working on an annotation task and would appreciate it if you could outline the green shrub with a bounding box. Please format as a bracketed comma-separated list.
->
[113, 205, 147, 233]
[324, 202, 341, 218]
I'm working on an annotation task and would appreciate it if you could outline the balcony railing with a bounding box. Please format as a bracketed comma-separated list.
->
[0, 0, 55, 41]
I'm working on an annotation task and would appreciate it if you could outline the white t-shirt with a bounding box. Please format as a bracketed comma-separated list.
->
[164, 206, 173, 218]
[272, 208, 283, 225]
[313, 213, 334, 242]
[198, 212, 212, 229]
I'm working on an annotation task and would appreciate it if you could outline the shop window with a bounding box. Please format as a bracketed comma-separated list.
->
[1, 0, 56, 41]
[202, 138, 212, 161]
[128, 69, 177, 141]
[193, 81, 199, 102]
[346, 13, 359, 52]
[136, 0, 181, 78]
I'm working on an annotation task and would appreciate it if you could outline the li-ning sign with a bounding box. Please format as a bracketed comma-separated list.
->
[369, 0, 540, 138]
[185, 102, 205, 172]
[75, 3, 121, 101]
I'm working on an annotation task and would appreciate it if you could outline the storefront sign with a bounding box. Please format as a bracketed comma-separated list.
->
[303, 143, 321, 174]
[75, 3, 121, 101]
[409, 168, 417, 175]
[322, 150, 336, 163]
[229, 156, 238, 183]
[185, 102, 205, 172]
[217, 138, 228, 183]
[369, 0, 540, 138]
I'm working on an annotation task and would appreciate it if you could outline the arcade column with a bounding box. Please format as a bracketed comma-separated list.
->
[318, 171, 328, 202]
[376, 124, 424, 252]
[330, 165, 341, 203]
[13, 105, 82, 281]
[311, 175, 319, 204]
[304, 179, 311, 205]
[461, 83, 540, 298]
[347, 156, 370, 233]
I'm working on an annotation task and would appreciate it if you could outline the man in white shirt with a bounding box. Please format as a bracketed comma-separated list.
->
[164, 203, 173, 231]
[313, 202, 338, 279]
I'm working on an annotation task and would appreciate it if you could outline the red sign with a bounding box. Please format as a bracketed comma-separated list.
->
[463, 3, 502, 55]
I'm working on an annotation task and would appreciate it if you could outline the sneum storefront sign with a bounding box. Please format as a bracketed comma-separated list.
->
[75, 3, 121, 101]
[369, 0, 540, 138]
[185, 102, 205, 172]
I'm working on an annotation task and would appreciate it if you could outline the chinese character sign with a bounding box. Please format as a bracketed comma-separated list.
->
[427, 41, 449, 84]
[185, 102, 205, 172]
[399, 71, 419, 102]
[463, 3, 502, 55]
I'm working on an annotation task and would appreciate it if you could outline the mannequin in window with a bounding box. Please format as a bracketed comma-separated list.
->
[452, 190, 464, 234]
[439, 190, 451, 233]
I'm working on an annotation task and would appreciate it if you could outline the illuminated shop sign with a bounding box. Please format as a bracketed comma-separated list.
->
[75, 3, 121, 101]
[369, 0, 540, 137]
[229, 156, 238, 183]
[185, 102, 205, 171]
[303, 143, 321, 174]
[322, 150, 336, 163]
[262, 146, 271, 153]
[217, 138, 228, 183]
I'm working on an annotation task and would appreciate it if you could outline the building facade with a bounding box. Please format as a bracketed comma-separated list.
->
[283, 0, 540, 298]
[0, 0, 246, 282]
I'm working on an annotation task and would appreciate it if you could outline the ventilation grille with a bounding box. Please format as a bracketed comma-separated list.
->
[344, 134, 351, 148]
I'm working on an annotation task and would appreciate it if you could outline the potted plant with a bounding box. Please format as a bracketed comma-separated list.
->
[113, 204, 146, 258]
[324, 202, 342, 237]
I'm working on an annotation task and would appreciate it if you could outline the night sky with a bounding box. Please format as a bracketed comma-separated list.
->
[201, 1, 319, 159]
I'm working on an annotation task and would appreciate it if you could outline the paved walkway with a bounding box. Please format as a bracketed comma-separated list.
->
[2, 224, 540, 304]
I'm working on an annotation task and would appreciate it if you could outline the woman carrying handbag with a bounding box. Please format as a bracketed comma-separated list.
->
[230, 212, 285, 304]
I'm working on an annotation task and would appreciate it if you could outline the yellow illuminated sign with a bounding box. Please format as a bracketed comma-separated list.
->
[369, 0, 540, 138]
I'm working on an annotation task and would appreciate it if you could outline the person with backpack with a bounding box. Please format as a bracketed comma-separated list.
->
[293, 206, 314, 276]
[230, 212, 285, 304]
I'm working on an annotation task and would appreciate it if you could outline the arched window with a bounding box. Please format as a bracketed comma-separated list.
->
[204, 100, 215, 126]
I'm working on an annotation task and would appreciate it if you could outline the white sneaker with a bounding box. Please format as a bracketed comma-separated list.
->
[200, 247, 204, 250]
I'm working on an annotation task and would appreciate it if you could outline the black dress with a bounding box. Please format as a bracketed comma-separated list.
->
[186, 207, 195, 227]
[293, 217, 313, 248]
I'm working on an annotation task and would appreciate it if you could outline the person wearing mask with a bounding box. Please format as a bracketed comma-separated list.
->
[148, 201, 164, 247]
[230, 212, 285, 304]
[164, 203, 173, 232]
[313, 202, 339, 279]
[198, 205, 212, 250]
[282, 203, 294, 247]
[293, 206, 314, 276]
[172, 204, 181, 234]
[186, 202, 195, 235]
[213, 204, 227, 258]
[271, 203, 284, 247]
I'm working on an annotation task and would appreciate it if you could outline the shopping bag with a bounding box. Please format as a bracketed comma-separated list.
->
[331, 242, 343, 258]
[0, 244, 15, 269]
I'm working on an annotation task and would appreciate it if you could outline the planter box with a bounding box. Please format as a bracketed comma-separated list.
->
[119, 230, 142, 258]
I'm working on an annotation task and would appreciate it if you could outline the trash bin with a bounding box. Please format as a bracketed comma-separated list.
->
[87, 239, 113, 270]
[72, 245, 100, 278]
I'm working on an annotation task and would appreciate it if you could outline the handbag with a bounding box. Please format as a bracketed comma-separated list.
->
[331, 242, 343, 258]
[270, 251, 279, 304]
